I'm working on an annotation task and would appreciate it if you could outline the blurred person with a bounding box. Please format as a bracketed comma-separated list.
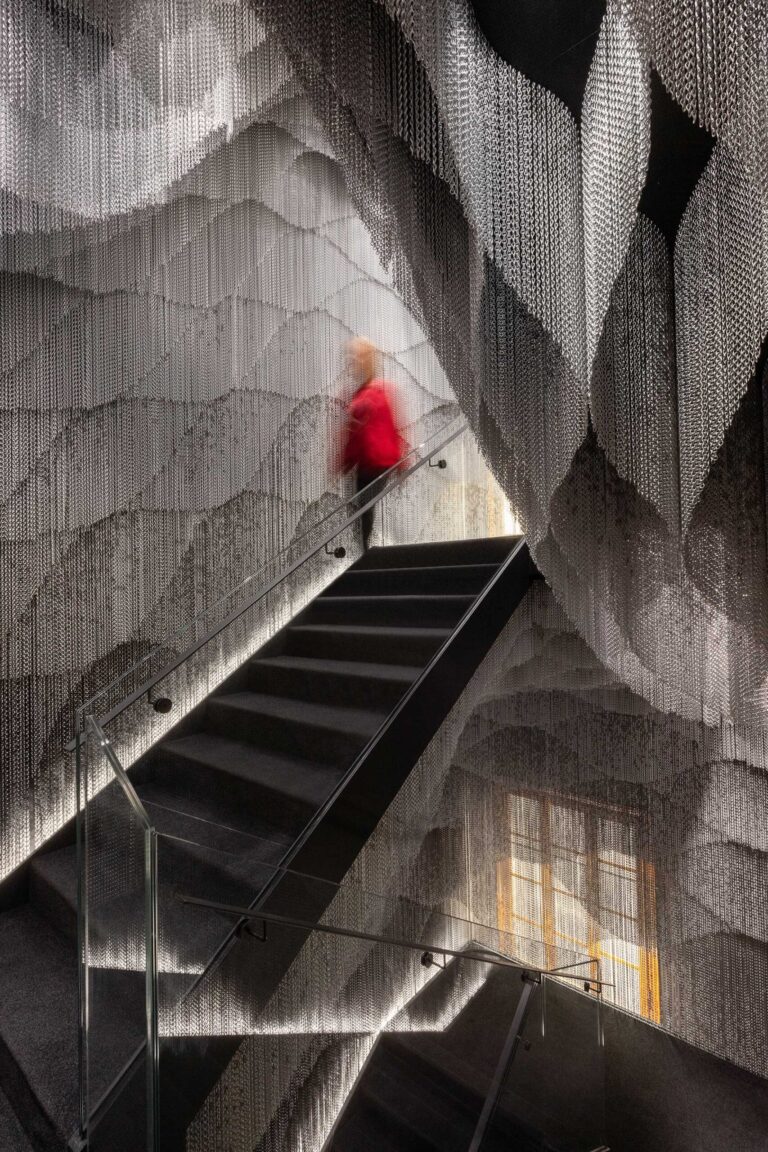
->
[340, 338, 407, 551]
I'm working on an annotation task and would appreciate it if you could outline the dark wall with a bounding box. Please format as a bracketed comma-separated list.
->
[502, 979, 768, 1152]
[602, 1005, 768, 1152]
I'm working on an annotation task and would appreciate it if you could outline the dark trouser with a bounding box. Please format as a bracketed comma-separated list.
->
[356, 468, 387, 551]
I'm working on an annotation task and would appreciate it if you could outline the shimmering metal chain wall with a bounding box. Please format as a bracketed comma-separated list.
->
[187, 581, 768, 1151]
[3, 0, 768, 1125]
[0, 1, 459, 880]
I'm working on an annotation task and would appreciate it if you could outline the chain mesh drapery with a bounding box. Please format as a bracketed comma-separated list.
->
[2, 0, 768, 1137]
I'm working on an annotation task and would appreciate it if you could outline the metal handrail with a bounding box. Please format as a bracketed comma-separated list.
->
[85, 715, 152, 831]
[72, 413, 468, 740]
[177, 893, 615, 988]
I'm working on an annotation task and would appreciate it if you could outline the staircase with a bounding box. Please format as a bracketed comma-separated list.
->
[0, 535, 536, 1151]
[0, 1087, 34, 1152]
[328, 966, 568, 1152]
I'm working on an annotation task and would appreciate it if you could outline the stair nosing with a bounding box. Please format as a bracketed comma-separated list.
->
[161, 733, 338, 772]
[288, 623, 452, 636]
[342, 562, 498, 575]
[251, 654, 422, 680]
[317, 594, 475, 603]
[208, 692, 388, 731]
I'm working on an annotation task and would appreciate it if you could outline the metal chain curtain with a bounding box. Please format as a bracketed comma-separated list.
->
[187, 580, 767, 1152]
[244, 2, 768, 1092]
[0, 0, 464, 880]
[2, 0, 768, 1126]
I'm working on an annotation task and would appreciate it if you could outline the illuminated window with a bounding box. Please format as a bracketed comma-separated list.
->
[496, 792, 660, 1022]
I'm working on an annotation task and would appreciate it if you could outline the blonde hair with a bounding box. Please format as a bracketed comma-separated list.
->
[347, 337, 379, 385]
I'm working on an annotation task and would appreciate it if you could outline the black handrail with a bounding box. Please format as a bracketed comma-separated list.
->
[176, 893, 614, 987]
[69, 413, 468, 744]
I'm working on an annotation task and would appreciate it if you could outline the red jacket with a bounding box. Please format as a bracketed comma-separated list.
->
[342, 380, 406, 472]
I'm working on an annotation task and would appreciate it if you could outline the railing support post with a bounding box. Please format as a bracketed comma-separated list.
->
[145, 828, 160, 1152]
[75, 708, 89, 1147]
[467, 971, 540, 1152]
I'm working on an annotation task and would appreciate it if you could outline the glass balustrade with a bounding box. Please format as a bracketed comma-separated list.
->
[79, 759, 606, 1151]
[74, 412, 523, 1149]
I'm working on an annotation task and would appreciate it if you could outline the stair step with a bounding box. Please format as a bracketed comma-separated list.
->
[354, 536, 519, 569]
[248, 655, 420, 709]
[206, 692, 386, 764]
[363, 1038, 481, 1147]
[0, 905, 125, 1148]
[28, 836, 280, 1022]
[28, 846, 78, 944]
[29, 798, 288, 945]
[329, 562, 498, 596]
[155, 734, 343, 836]
[0, 1086, 34, 1152]
[137, 780, 292, 860]
[284, 624, 451, 665]
[306, 594, 474, 627]
[331, 1095, 438, 1151]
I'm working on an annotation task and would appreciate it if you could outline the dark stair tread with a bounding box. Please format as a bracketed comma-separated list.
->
[306, 593, 475, 627]
[390, 1032, 497, 1107]
[0, 906, 103, 1142]
[159, 734, 343, 806]
[283, 623, 452, 665]
[373, 1036, 485, 1121]
[329, 562, 499, 596]
[136, 781, 292, 858]
[27, 838, 274, 988]
[354, 536, 519, 569]
[332, 1096, 439, 1152]
[0, 1087, 35, 1152]
[28, 845, 78, 925]
[356, 1054, 478, 1151]
[250, 654, 421, 685]
[208, 692, 387, 738]
[340, 1034, 559, 1152]
[29, 799, 286, 933]
[337, 562, 498, 579]
[287, 624, 452, 643]
[386, 1034, 565, 1151]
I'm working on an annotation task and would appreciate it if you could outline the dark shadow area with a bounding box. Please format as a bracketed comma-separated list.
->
[471, 0, 606, 118]
[638, 70, 716, 246]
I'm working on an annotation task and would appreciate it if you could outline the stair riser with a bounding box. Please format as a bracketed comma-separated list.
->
[330, 566, 495, 596]
[285, 628, 446, 665]
[355, 538, 516, 570]
[154, 836, 273, 911]
[204, 701, 373, 765]
[153, 751, 316, 838]
[334, 1096, 439, 1152]
[27, 855, 251, 987]
[28, 868, 77, 943]
[305, 597, 472, 628]
[0, 1032, 63, 1152]
[247, 663, 411, 710]
[369, 1048, 481, 1135]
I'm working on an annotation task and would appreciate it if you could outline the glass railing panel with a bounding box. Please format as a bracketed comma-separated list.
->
[80, 708, 600, 1152]
[478, 973, 607, 1152]
[77, 722, 153, 1149]
[182, 936, 512, 1152]
[135, 826, 594, 1150]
